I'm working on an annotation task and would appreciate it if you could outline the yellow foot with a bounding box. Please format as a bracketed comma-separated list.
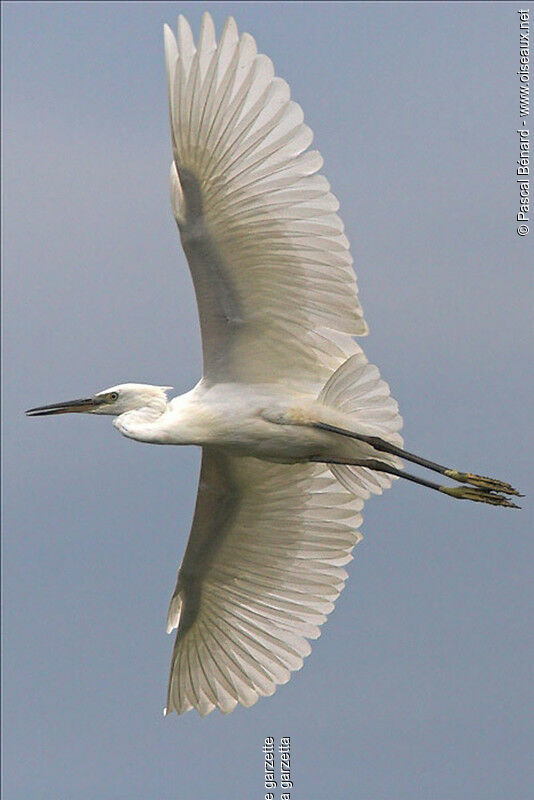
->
[444, 470, 522, 496]
[440, 485, 521, 508]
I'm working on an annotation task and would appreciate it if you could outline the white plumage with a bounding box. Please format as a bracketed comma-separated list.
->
[161, 12, 399, 714]
[27, 11, 520, 718]
[165, 13, 367, 389]
[165, 454, 364, 715]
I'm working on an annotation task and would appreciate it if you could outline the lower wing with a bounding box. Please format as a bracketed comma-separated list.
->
[165, 447, 364, 715]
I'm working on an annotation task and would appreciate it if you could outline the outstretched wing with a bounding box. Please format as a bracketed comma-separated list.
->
[165, 448, 363, 715]
[164, 13, 367, 390]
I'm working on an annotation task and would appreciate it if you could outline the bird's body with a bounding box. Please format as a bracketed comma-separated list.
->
[27, 12, 520, 716]
[114, 380, 376, 465]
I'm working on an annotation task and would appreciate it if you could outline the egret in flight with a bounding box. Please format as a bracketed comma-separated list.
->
[27, 14, 520, 716]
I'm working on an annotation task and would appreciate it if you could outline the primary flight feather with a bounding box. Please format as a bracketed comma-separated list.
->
[27, 12, 520, 717]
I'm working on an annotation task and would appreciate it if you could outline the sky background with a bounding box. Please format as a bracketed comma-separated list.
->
[3, 2, 533, 798]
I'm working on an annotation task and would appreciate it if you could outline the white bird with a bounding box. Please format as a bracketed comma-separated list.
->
[26, 13, 520, 716]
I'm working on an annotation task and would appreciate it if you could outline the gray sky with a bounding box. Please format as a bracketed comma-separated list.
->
[3, 2, 533, 798]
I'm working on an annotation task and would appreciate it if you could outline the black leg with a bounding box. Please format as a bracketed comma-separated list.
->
[313, 422, 522, 497]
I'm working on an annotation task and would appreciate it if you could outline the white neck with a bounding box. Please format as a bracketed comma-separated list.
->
[113, 396, 168, 443]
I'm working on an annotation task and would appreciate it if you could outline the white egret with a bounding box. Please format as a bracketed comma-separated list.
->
[26, 13, 520, 716]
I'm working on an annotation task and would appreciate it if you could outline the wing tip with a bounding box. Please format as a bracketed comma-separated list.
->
[177, 14, 195, 62]
[222, 15, 238, 37]
[200, 10, 215, 34]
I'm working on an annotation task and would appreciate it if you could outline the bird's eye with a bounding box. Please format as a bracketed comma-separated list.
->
[109, 392, 119, 401]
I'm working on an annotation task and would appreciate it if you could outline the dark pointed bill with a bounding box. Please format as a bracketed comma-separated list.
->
[26, 397, 105, 416]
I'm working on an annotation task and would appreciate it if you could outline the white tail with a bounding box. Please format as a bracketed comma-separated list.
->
[318, 351, 404, 498]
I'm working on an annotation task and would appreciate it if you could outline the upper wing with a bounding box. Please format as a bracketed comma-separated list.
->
[165, 448, 363, 715]
[164, 13, 368, 390]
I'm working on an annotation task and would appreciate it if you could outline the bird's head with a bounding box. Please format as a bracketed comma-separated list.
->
[26, 383, 173, 417]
